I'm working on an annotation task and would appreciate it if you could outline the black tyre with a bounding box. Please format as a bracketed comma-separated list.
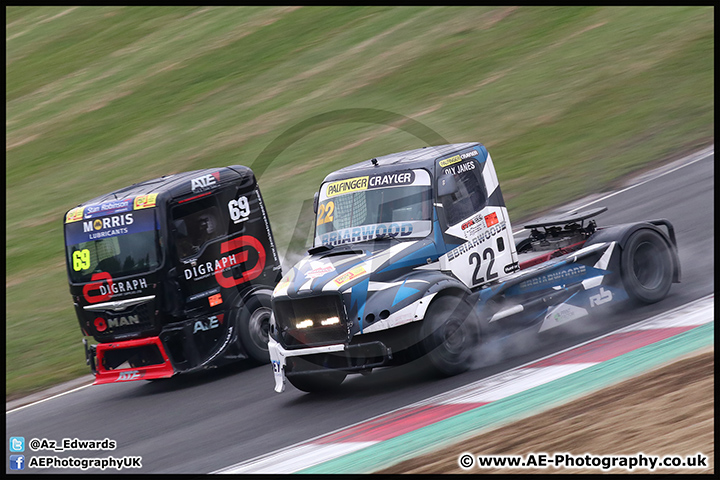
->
[237, 291, 273, 364]
[620, 229, 673, 304]
[287, 371, 347, 393]
[420, 295, 480, 377]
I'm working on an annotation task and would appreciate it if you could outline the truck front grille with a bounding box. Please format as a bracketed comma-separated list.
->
[93, 302, 158, 339]
[273, 295, 348, 348]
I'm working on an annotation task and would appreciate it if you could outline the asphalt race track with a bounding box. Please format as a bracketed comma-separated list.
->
[6, 150, 714, 474]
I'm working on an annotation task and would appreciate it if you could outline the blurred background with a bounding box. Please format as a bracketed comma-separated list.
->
[6, 6, 713, 399]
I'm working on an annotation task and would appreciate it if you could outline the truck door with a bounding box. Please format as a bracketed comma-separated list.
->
[435, 149, 516, 289]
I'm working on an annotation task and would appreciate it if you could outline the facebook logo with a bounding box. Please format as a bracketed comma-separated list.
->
[9, 437, 25, 452]
[9, 455, 25, 470]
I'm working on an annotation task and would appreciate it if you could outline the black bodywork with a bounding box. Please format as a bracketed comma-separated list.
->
[64, 166, 282, 383]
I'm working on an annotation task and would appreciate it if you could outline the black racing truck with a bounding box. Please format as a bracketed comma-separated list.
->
[64, 166, 282, 384]
[268, 142, 680, 393]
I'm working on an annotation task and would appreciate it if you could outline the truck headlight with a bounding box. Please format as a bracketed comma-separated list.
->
[321, 316, 340, 326]
[295, 319, 313, 329]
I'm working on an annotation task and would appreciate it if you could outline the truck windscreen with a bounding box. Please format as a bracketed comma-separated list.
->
[64, 208, 160, 283]
[315, 169, 433, 247]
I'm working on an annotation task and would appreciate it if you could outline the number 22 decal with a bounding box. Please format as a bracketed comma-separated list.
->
[317, 201, 335, 226]
[469, 248, 498, 285]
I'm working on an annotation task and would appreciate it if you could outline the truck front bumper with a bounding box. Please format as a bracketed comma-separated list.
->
[86, 336, 175, 385]
[269, 337, 345, 393]
[269, 337, 392, 393]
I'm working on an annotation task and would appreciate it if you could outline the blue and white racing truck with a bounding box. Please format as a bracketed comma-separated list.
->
[268, 143, 680, 392]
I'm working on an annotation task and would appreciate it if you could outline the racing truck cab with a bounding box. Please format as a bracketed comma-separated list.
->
[64, 166, 282, 384]
[268, 143, 680, 393]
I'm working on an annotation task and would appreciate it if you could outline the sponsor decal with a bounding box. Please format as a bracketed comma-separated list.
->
[184, 254, 239, 281]
[540, 303, 589, 331]
[447, 221, 507, 261]
[459, 212, 488, 238]
[439, 150, 478, 167]
[94, 317, 107, 332]
[65, 207, 85, 223]
[82, 273, 148, 303]
[134, 193, 158, 210]
[66, 209, 155, 245]
[333, 264, 367, 287]
[187, 287, 221, 302]
[518, 265, 587, 290]
[116, 370, 145, 382]
[254, 187, 278, 265]
[463, 224, 485, 239]
[274, 272, 293, 295]
[107, 315, 140, 328]
[320, 222, 414, 246]
[443, 160, 476, 176]
[485, 212, 499, 227]
[83, 272, 114, 304]
[504, 262, 520, 274]
[214, 236, 267, 288]
[325, 171, 417, 198]
[208, 293, 223, 307]
[193, 315, 220, 334]
[84, 199, 133, 219]
[368, 170, 415, 188]
[190, 172, 220, 193]
[98, 278, 148, 296]
[326, 176, 369, 197]
[589, 287, 613, 307]
[305, 264, 336, 279]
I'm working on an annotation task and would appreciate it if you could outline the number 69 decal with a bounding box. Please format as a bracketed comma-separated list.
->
[228, 195, 250, 224]
[72, 249, 91, 271]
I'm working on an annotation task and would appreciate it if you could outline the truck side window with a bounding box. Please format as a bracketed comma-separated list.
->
[171, 196, 225, 259]
[440, 161, 487, 226]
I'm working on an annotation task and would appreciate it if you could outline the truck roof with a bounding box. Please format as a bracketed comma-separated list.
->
[68, 165, 255, 210]
[322, 142, 482, 182]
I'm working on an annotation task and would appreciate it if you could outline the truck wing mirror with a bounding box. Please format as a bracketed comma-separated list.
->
[313, 192, 319, 214]
[437, 174, 458, 197]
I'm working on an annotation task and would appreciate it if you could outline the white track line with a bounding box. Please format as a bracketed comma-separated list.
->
[6, 383, 92, 415]
[512, 146, 714, 235]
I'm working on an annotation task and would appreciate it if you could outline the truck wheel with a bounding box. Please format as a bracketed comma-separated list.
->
[620, 229, 673, 304]
[287, 371, 346, 393]
[237, 291, 273, 364]
[420, 296, 479, 377]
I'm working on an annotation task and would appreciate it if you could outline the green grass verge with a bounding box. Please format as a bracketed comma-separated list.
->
[5, 6, 714, 399]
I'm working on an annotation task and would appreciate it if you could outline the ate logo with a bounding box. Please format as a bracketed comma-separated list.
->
[191, 172, 220, 192]
[116, 370, 144, 382]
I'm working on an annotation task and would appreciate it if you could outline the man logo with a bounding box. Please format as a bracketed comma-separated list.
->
[107, 315, 140, 328]
[94, 219, 102, 230]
